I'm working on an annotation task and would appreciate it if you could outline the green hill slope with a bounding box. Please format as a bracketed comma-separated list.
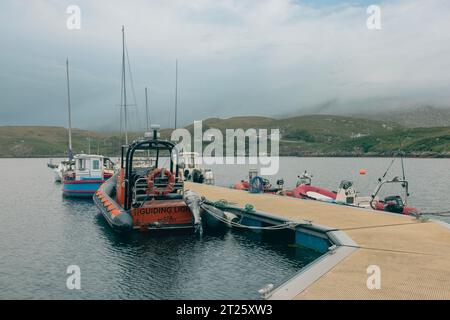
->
[0, 126, 111, 157]
[186, 115, 449, 157]
[0, 115, 449, 157]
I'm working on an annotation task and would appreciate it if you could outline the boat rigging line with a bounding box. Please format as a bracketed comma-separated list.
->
[65, 59, 73, 159]
[119, 26, 139, 145]
[421, 210, 450, 217]
[125, 37, 141, 131]
[380, 158, 395, 182]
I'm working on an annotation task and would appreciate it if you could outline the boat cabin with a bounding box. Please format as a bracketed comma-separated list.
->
[67, 154, 105, 180]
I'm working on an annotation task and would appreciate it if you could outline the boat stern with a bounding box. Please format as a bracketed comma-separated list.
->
[131, 199, 195, 230]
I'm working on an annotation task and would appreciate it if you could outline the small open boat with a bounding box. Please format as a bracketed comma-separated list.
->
[93, 128, 201, 232]
[287, 164, 419, 216]
[286, 171, 337, 201]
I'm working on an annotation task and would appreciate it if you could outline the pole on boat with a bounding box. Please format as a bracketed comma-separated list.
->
[121, 25, 128, 145]
[145, 87, 150, 131]
[87, 137, 91, 154]
[66, 59, 73, 160]
[174, 59, 178, 129]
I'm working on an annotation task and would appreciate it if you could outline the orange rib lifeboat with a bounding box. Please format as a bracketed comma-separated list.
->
[94, 129, 201, 232]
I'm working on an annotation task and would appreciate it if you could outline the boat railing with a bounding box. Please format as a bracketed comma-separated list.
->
[133, 176, 184, 203]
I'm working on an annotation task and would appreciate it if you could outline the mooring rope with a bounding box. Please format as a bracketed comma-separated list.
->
[202, 199, 304, 230]
[203, 207, 298, 230]
[421, 211, 450, 217]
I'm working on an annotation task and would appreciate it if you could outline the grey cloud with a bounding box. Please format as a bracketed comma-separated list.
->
[0, 0, 449, 130]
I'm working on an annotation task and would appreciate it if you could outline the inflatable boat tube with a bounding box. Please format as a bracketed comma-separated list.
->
[93, 174, 133, 232]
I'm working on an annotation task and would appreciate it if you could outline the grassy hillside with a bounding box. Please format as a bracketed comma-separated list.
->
[186, 115, 449, 157]
[0, 126, 112, 157]
[0, 125, 174, 157]
[0, 115, 449, 157]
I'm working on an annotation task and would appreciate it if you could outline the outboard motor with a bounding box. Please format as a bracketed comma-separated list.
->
[192, 169, 205, 184]
[335, 180, 357, 204]
[276, 179, 284, 190]
[184, 189, 202, 231]
[297, 171, 312, 187]
[249, 176, 265, 193]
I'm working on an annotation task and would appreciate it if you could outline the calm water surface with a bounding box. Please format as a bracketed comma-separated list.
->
[1, 157, 448, 299]
[0, 158, 319, 299]
[208, 157, 450, 223]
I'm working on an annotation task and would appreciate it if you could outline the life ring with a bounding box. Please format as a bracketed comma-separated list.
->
[146, 168, 175, 196]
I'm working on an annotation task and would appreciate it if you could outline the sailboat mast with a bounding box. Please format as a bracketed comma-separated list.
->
[66, 59, 73, 159]
[145, 87, 149, 131]
[122, 26, 128, 145]
[174, 59, 178, 129]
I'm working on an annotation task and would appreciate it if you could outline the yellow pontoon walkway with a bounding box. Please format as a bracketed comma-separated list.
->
[186, 182, 450, 300]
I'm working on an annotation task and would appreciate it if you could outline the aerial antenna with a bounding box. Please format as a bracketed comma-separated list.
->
[401, 155, 406, 181]
[398, 139, 409, 202]
[87, 137, 91, 154]
[145, 87, 150, 131]
[399, 140, 406, 182]
[174, 59, 178, 129]
[66, 59, 73, 160]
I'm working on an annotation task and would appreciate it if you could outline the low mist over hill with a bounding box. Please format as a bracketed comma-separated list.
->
[282, 104, 450, 129]
[1, 115, 449, 158]
[357, 106, 450, 128]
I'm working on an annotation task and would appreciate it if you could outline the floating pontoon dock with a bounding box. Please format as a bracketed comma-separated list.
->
[186, 182, 450, 300]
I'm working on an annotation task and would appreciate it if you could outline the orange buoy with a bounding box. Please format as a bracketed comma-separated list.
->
[359, 169, 367, 175]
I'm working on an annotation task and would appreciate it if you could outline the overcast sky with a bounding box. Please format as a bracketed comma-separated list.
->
[0, 0, 449, 130]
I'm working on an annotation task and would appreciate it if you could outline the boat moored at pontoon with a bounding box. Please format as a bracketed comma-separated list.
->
[94, 128, 201, 232]
[62, 154, 114, 198]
